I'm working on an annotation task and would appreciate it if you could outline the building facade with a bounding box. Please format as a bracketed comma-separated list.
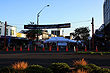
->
[51, 28, 63, 37]
[0, 22, 17, 37]
[103, 0, 110, 26]
[103, 0, 110, 38]
[95, 0, 110, 49]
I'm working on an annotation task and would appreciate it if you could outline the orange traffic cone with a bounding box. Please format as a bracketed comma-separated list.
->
[43, 45, 45, 51]
[76, 46, 78, 52]
[27, 45, 29, 51]
[34, 46, 36, 51]
[6, 47, 8, 51]
[57, 46, 59, 51]
[13, 46, 15, 51]
[20, 46, 22, 51]
[85, 45, 87, 52]
[49, 45, 51, 51]
[96, 46, 98, 52]
[66, 46, 68, 52]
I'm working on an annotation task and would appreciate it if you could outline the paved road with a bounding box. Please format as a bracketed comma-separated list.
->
[0, 49, 110, 68]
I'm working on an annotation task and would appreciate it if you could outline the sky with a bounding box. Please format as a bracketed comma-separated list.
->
[0, 0, 104, 36]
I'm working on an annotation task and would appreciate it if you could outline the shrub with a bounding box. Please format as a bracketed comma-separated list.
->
[0, 67, 17, 73]
[24, 65, 53, 73]
[85, 63, 101, 73]
[73, 58, 87, 67]
[72, 68, 88, 73]
[11, 61, 28, 70]
[101, 68, 110, 73]
[49, 62, 70, 73]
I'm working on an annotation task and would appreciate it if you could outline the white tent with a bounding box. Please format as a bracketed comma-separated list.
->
[44, 37, 69, 43]
[68, 39, 77, 43]
[44, 37, 76, 43]
[44, 37, 77, 46]
[44, 37, 57, 43]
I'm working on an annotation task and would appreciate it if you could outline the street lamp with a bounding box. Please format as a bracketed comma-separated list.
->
[36, 5, 49, 42]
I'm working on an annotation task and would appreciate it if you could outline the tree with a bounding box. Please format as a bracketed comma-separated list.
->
[25, 29, 42, 40]
[71, 27, 90, 41]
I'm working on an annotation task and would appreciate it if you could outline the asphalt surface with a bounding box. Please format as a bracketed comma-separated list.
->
[0, 49, 110, 68]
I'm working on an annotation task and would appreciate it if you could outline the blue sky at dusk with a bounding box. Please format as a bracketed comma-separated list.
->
[0, 0, 104, 36]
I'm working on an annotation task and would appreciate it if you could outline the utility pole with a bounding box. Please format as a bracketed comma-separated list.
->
[4, 21, 7, 49]
[91, 17, 94, 49]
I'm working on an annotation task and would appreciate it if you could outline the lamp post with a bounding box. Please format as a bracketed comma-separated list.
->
[36, 5, 49, 42]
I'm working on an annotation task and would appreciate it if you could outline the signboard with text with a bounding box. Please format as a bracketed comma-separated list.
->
[24, 23, 70, 29]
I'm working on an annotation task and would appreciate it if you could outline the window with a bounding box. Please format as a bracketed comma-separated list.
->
[0, 28, 1, 34]
[10, 29, 12, 35]
[10, 30, 14, 35]
[51, 31, 54, 34]
[57, 31, 60, 36]
[55, 31, 56, 35]
[6, 29, 8, 35]
[12, 30, 14, 35]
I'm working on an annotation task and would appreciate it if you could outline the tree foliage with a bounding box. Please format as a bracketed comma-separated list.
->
[71, 27, 90, 41]
[25, 29, 42, 40]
